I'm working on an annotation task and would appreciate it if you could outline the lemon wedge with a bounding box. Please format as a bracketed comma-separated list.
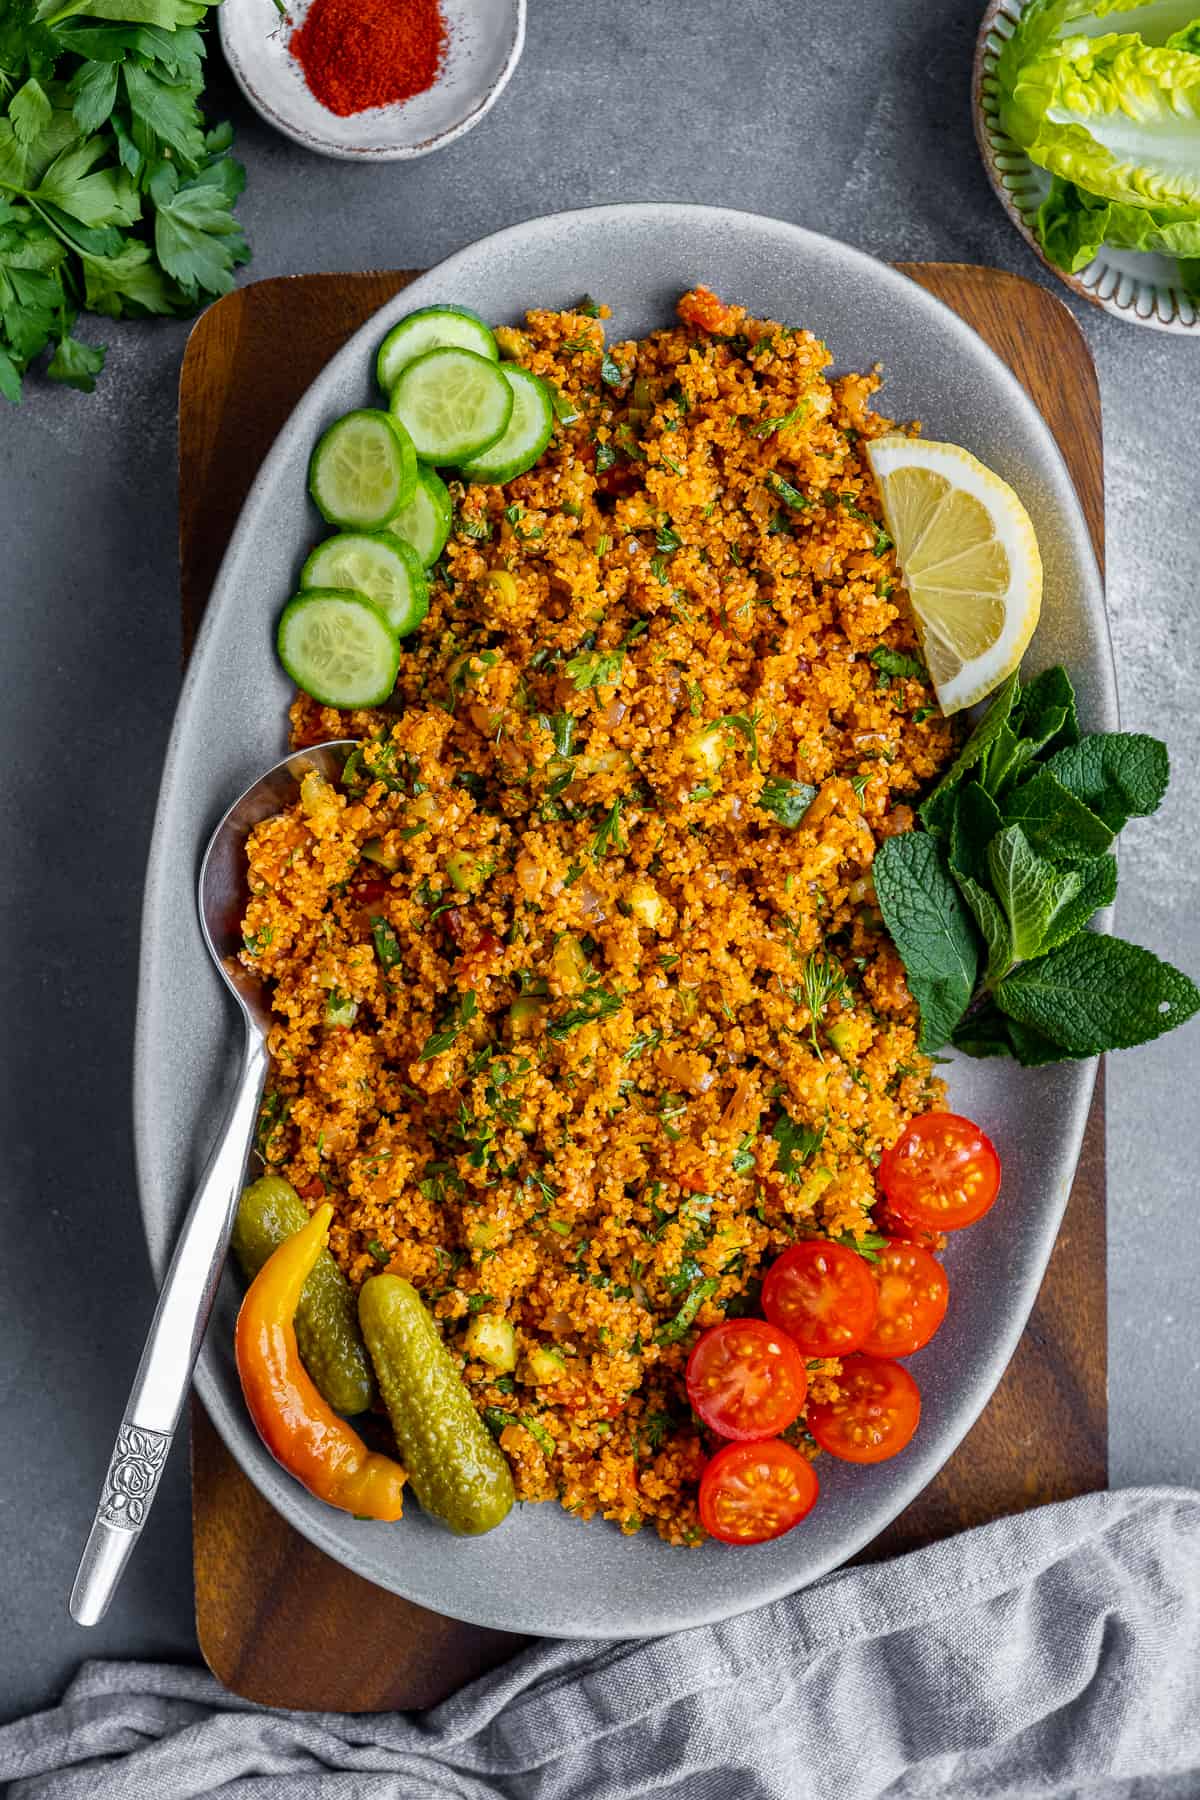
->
[864, 435, 1042, 715]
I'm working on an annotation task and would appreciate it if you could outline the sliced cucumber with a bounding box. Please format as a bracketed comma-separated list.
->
[389, 347, 513, 466]
[308, 410, 417, 529]
[377, 305, 498, 394]
[460, 366, 555, 484]
[277, 590, 399, 708]
[301, 531, 429, 638]
[385, 466, 452, 567]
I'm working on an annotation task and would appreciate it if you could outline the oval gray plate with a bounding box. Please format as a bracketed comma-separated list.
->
[136, 206, 1112, 1639]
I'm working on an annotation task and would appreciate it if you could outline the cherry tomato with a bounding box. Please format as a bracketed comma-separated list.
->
[686, 1320, 808, 1441]
[698, 1438, 819, 1544]
[860, 1240, 949, 1358]
[349, 876, 390, 908]
[807, 1353, 921, 1464]
[879, 1112, 1001, 1232]
[872, 1200, 942, 1251]
[761, 1241, 879, 1357]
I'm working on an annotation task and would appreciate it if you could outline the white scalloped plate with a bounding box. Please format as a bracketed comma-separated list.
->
[973, 0, 1199, 334]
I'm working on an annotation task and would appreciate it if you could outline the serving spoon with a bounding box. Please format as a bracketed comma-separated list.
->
[70, 740, 356, 1627]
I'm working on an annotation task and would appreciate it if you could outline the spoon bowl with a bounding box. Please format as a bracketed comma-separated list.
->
[70, 740, 355, 1626]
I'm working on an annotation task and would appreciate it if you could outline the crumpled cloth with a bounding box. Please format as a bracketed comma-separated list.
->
[3, 1487, 1199, 1800]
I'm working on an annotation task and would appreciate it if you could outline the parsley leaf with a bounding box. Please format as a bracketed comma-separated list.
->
[564, 647, 623, 690]
[756, 775, 817, 827]
[870, 645, 926, 686]
[418, 990, 478, 1061]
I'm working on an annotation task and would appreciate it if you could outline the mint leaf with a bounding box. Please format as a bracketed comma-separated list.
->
[1043, 733, 1169, 834]
[1037, 854, 1117, 955]
[996, 934, 1200, 1055]
[952, 1004, 1085, 1067]
[756, 775, 817, 828]
[948, 783, 1003, 888]
[873, 832, 978, 1051]
[986, 825, 1082, 964]
[1012, 664, 1078, 754]
[956, 873, 1012, 987]
[947, 787, 1010, 984]
[46, 331, 105, 391]
[1002, 768, 1113, 862]
[920, 669, 1020, 832]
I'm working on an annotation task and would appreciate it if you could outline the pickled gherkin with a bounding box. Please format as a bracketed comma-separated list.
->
[358, 1275, 515, 1536]
[232, 1176, 375, 1416]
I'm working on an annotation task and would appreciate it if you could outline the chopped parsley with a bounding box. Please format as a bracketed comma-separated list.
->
[418, 990, 478, 1062]
[546, 986, 624, 1040]
[369, 916, 403, 971]
[772, 1112, 826, 1178]
[655, 1277, 719, 1343]
[590, 799, 626, 861]
[756, 775, 817, 827]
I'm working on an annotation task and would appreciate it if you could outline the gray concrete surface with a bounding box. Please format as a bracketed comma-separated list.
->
[1, 0, 1197, 1725]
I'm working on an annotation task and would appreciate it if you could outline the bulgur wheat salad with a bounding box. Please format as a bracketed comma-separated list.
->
[238, 289, 977, 1546]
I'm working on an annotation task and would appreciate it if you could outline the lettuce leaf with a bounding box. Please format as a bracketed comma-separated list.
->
[1038, 174, 1200, 269]
[998, 0, 1200, 92]
[1002, 32, 1200, 212]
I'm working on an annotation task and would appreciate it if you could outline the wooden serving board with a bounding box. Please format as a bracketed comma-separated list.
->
[181, 266, 1107, 1712]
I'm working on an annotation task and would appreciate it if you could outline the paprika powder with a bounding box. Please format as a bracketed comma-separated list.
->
[291, 0, 447, 119]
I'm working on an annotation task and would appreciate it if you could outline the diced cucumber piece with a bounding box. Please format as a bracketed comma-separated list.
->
[301, 530, 429, 637]
[389, 347, 513, 466]
[277, 590, 399, 709]
[377, 305, 498, 394]
[308, 410, 417, 529]
[385, 466, 452, 567]
[460, 365, 555, 484]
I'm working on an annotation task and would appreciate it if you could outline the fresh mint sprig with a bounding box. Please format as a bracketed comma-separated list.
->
[873, 665, 1198, 1063]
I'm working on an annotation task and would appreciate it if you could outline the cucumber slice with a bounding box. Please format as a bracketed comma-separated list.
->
[377, 305, 498, 394]
[389, 347, 513, 466]
[308, 410, 417, 529]
[385, 466, 452, 567]
[301, 531, 429, 637]
[277, 590, 400, 708]
[460, 366, 555, 484]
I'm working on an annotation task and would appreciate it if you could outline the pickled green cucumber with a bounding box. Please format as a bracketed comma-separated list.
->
[232, 1176, 375, 1416]
[358, 1275, 515, 1536]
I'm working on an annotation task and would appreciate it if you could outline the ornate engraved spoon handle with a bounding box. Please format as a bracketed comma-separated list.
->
[70, 1026, 269, 1626]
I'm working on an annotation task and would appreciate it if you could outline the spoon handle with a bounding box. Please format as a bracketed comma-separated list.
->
[70, 1025, 270, 1627]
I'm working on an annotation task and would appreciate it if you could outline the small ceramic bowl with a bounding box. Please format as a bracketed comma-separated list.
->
[973, 0, 1198, 334]
[219, 0, 525, 161]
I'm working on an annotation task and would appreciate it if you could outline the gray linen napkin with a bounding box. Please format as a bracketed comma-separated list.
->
[3, 1486, 1199, 1800]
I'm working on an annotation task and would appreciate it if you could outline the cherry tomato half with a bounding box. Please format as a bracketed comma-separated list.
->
[686, 1319, 808, 1441]
[860, 1240, 949, 1358]
[879, 1111, 1001, 1232]
[806, 1353, 921, 1465]
[761, 1241, 879, 1358]
[698, 1438, 820, 1543]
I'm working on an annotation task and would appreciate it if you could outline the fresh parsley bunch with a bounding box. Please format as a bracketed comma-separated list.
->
[0, 0, 248, 403]
[873, 665, 1200, 1064]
